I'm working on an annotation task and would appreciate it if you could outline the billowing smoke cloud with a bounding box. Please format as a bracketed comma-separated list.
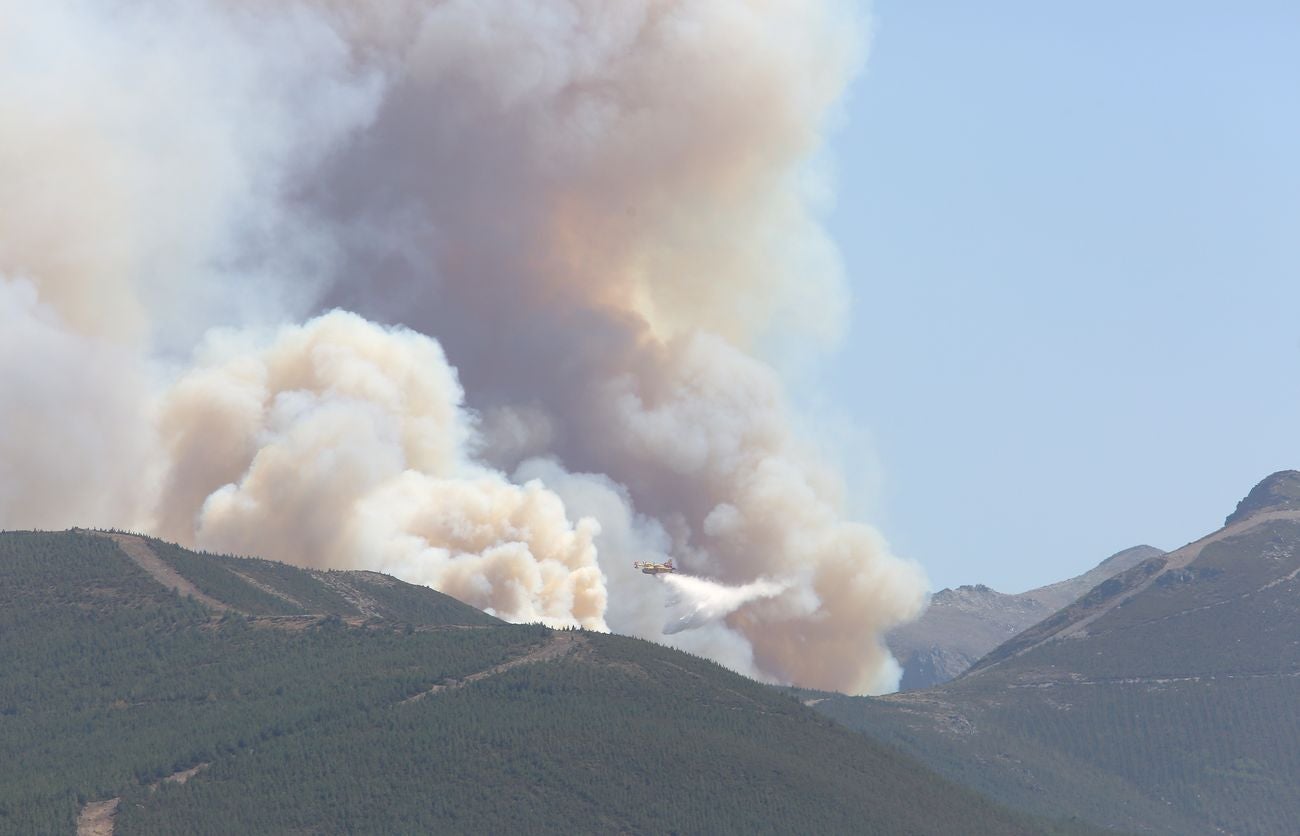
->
[154, 311, 607, 628]
[0, 0, 926, 693]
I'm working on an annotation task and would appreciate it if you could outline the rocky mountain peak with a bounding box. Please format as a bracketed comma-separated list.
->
[1225, 470, 1300, 527]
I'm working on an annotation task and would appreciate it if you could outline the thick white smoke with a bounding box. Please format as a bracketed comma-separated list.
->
[0, 278, 153, 530]
[0, 0, 927, 693]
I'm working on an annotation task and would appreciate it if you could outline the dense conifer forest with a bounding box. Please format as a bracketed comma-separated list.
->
[0, 531, 1091, 834]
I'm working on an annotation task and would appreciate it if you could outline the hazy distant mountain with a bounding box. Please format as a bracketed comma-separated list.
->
[889, 545, 1163, 690]
[0, 530, 1084, 835]
[807, 470, 1300, 835]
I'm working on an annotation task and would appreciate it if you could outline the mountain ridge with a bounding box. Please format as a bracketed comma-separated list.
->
[889, 544, 1163, 690]
[970, 503, 1300, 674]
[808, 471, 1300, 835]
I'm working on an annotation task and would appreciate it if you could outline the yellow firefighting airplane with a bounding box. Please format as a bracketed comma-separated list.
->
[633, 559, 676, 575]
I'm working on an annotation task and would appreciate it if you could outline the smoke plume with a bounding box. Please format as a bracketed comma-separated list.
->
[0, 0, 926, 693]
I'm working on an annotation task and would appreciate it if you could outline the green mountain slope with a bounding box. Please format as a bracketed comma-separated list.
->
[806, 471, 1300, 835]
[0, 530, 1082, 835]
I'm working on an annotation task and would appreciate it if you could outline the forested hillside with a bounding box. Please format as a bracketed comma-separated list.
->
[0, 530, 1084, 835]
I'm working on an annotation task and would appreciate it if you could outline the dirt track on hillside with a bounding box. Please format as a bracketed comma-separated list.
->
[75, 763, 210, 836]
[75, 798, 118, 836]
[400, 632, 585, 704]
[97, 532, 232, 613]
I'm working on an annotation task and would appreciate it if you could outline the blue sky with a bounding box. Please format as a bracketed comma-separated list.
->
[819, 1, 1300, 592]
